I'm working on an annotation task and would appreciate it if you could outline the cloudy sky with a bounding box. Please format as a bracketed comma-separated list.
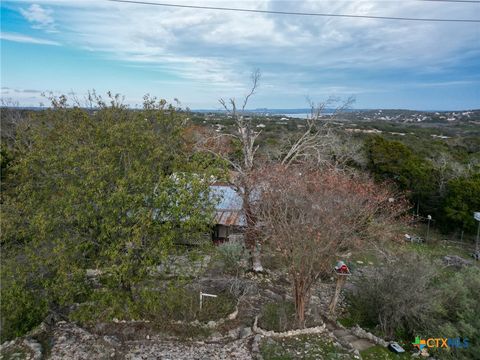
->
[1, 0, 479, 109]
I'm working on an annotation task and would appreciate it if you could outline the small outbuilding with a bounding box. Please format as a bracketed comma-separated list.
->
[209, 184, 245, 243]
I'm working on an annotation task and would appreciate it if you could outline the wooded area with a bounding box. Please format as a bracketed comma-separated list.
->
[1, 89, 479, 359]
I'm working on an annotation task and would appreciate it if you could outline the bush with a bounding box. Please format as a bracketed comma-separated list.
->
[0, 245, 90, 341]
[258, 301, 296, 332]
[216, 241, 245, 274]
[69, 290, 140, 325]
[0, 277, 48, 342]
[345, 255, 479, 359]
[345, 253, 437, 339]
[261, 247, 286, 272]
[428, 267, 480, 360]
[70, 284, 236, 325]
[142, 285, 235, 323]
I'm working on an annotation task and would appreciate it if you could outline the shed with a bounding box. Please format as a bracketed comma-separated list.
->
[209, 184, 245, 242]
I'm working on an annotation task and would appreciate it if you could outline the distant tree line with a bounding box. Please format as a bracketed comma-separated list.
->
[365, 136, 480, 235]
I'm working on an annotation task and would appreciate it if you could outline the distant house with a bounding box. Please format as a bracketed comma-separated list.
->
[209, 184, 245, 243]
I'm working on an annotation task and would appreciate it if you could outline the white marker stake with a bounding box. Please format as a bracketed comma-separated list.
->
[199, 292, 218, 310]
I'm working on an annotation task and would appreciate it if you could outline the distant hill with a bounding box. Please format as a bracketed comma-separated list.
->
[193, 108, 480, 123]
[3, 106, 479, 124]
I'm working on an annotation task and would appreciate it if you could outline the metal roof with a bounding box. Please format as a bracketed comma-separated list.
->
[210, 185, 245, 226]
[214, 210, 244, 226]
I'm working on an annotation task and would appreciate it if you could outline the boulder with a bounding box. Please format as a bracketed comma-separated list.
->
[239, 327, 253, 338]
[443, 255, 472, 268]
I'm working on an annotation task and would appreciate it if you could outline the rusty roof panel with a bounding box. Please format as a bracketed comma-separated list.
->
[214, 210, 245, 226]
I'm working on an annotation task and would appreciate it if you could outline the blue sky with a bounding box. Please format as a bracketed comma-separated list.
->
[1, 0, 479, 110]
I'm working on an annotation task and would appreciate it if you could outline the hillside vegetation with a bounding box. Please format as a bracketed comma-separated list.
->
[1, 94, 478, 360]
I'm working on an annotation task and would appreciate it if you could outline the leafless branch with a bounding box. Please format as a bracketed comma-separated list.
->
[241, 69, 261, 112]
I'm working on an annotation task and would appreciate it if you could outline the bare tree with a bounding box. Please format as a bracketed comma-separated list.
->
[281, 97, 355, 168]
[198, 71, 356, 272]
[256, 164, 407, 328]
[214, 70, 264, 271]
[430, 152, 466, 195]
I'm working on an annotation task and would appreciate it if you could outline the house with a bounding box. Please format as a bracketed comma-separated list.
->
[209, 184, 245, 243]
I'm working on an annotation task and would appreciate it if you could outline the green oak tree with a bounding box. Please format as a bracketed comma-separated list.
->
[1, 94, 219, 340]
[365, 135, 438, 215]
[441, 173, 480, 234]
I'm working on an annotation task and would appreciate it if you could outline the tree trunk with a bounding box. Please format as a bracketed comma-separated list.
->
[242, 182, 263, 272]
[294, 279, 306, 328]
[251, 245, 263, 272]
[329, 275, 346, 314]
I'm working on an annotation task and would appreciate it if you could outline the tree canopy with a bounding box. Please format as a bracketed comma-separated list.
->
[442, 174, 480, 233]
[0, 95, 219, 340]
[256, 164, 407, 327]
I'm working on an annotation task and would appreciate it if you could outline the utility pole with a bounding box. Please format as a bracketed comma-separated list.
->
[426, 215, 432, 243]
[476, 222, 479, 253]
[474, 212, 480, 256]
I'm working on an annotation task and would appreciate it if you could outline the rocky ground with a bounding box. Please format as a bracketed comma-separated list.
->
[124, 338, 253, 360]
[0, 321, 254, 360]
[0, 258, 395, 360]
[1, 302, 382, 360]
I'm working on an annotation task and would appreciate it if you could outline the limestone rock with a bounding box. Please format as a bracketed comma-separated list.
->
[239, 327, 253, 338]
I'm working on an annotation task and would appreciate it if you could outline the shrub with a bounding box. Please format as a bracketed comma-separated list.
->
[428, 267, 480, 360]
[216, 241, 245, 274]
[345, 253, 437, 338]
[70, 284, 236, 326]
[345, 255, 479, 359]
[0, 273, 48, 342]
[258, 301, 296, 332]
[69, 290, 140, 325]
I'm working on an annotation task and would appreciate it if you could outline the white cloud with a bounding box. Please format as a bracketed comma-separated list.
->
[0, 32, 60, 46]
[7, 0, 480, 105]
[408, 80, 478, 88]
[52, 2, 478, 63]
[20, 4, 56, 32]
[1, 87, 46, 107]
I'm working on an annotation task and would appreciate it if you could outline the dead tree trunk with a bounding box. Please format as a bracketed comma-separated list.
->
[242, 181, 263, 272]
[216, 70, 264, 272]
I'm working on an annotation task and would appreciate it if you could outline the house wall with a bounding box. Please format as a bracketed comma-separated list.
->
[213, 225, 244, 243]
[218, 225, 228, 238]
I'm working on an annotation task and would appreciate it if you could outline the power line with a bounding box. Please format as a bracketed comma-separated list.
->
[316, 0, 480, 2]
[419, 0, 479, 3]
[108, 0, 480, 23]
[321, 0, 480, 2]
[300, 0, 480, 2]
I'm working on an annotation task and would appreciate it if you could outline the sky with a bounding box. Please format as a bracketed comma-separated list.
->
[1, 0, 479, 110]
